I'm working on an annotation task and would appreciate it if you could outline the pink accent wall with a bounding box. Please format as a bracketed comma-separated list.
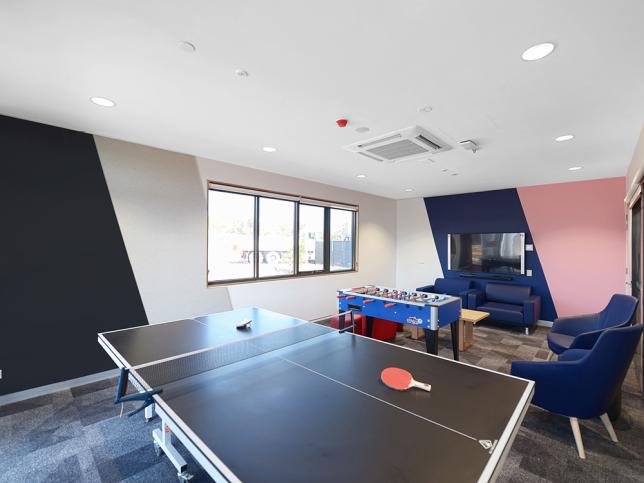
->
[517, 177, 626, 317]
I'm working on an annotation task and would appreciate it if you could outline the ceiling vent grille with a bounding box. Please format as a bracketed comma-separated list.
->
[344, 126, 450, 163]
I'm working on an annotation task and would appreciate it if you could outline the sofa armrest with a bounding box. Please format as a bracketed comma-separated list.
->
[468, 290, 484, 309]
[523, 295, 541, 325]
[416, 284, 435, 293]
[510, 359, 585, 415]
[569, 329, 604, 350]
[551, 313, 601, 336]
[460, 289, 478, 309]
[558, 349, 590, 362]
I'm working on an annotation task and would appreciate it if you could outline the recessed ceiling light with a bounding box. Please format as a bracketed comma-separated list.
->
[417, 105, 433, 113]
[262, 146, 277, 153]
[179, 41, 196, 53]
[355, 126, 370, 133]
[356, 174, 367, 179]
[569, 166, 583, 171]
[555, 134, 574, 142]
[451, 173, 459, 176]
[235, 69, 249, 77]
[441, 168, 449, 173]
[90, 96, 116, 107]
[404, 188, 414, 192]
[521, 42, 555, 61]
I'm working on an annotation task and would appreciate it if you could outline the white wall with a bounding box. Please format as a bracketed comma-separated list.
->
[395, 198, 443, 290]
[96, 136, 396, 323]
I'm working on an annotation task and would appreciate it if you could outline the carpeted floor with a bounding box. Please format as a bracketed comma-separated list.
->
[1, 323, 643, 482]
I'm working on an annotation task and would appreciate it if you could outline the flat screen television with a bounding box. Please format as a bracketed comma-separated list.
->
[448, 232, 525, 275]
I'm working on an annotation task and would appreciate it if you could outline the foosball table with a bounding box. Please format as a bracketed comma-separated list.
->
[337, 285, 462, 359]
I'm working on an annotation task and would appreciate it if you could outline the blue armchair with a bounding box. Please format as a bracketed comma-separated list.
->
[417, 278, 475, 308]
[468, 283, 541, 334]
[547, 294, 638, 359]
[511, 324, 644, 458]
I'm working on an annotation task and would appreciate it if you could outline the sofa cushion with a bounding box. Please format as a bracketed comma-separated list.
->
[485, 283, 531, 305]
[547, 332, 575, 354]
[434, 278, 472, 295]
[478, 301, 524, 324]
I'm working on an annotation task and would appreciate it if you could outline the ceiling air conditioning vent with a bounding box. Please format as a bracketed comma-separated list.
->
[344, 126, 450, 163]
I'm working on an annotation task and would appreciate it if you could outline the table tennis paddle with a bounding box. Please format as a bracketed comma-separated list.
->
[236, 318, 252, 330]
[381, 367, 431, 393]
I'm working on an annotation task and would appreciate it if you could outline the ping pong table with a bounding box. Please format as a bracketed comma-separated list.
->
[98, 307, 534, 483]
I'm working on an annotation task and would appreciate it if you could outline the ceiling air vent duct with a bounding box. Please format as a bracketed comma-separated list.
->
[344, 126, 451, 163]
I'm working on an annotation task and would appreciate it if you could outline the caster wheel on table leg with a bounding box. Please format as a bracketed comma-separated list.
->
[154, 442, 162, 457]
[178, 471, 193, 482]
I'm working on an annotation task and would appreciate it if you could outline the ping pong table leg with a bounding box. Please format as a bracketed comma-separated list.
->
[153, 418, 191, 481]
[425, 329, 438, 355]
[450, 322, 459, 361]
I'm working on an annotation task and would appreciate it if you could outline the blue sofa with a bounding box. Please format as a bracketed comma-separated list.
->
[417, 278, 475, 308]
[468, 283, 541, 333]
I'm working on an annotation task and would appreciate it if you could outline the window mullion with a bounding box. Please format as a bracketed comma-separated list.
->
[323, 207, 331, 272]
[253, 196, 260, 280]
[352, 211, 357, 270]
[294, 203, 300, 275]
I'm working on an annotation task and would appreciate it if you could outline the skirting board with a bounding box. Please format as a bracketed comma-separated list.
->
[0, 369, 119, 407]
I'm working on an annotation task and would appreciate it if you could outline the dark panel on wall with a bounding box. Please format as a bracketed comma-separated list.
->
[0, 115, 148, 396]
[424, 188, 557, 321]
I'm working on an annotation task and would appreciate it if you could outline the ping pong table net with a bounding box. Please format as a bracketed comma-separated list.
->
[114, 320, 338, 416]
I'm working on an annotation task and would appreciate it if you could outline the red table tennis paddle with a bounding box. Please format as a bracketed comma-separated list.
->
[381, 367, 432, 393]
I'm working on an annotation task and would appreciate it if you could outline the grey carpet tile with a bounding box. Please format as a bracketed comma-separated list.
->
[1, 323, 643, 483]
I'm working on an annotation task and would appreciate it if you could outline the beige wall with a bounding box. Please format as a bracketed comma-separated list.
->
[96, 136, 396, 323]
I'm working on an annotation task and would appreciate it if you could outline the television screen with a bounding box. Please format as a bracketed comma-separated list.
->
[449, 233, 525, 275]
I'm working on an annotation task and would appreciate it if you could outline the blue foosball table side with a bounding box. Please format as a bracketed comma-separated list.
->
[337, 286, 462, 359]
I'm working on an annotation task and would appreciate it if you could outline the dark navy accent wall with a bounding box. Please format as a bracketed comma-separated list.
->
[424, 188, 557, 321]
[0, 115, 148, 396]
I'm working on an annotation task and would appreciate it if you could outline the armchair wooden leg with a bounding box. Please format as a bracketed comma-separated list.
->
[569, 417, 586, 459]
[525, 327, 529, 335]
[600, 413, 619, 442]
[546, 351, 554, 361]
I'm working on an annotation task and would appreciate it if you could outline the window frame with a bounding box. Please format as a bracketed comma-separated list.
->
[206, 181, 358, 286]
[328, 207, 358, 273]
[297, 202, 327, 275]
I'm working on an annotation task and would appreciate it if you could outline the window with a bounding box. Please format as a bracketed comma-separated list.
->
[207, 190, 255, 282]
[207, 183, 357, 284]
[298, 205, 325, 272]
[330, 208, 355, 271]
[258, 197, 295, 277]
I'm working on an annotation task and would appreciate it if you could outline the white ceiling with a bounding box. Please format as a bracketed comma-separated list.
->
[1, 0, 643, 199]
